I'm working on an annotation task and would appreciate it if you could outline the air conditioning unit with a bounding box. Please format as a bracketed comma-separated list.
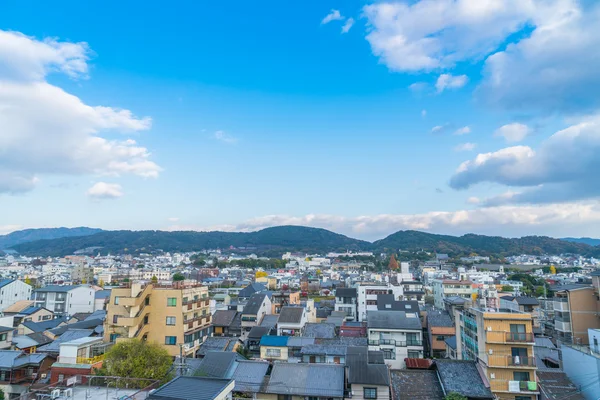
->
[63, 388, 73, 398]
[51, 389, 61, 399]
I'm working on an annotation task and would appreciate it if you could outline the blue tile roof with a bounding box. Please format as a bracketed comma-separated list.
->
[259, 335, 288, 347]
[0, 279, 14, 289]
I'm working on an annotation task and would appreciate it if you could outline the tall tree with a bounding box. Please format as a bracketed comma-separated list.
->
[388, 254, 399, 270]
[101, 340, 172, 386]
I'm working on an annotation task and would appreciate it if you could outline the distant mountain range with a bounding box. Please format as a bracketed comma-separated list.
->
[0, 227, 103, 250]
[561, 237, 600, 247]
[4, 226, 600, 258]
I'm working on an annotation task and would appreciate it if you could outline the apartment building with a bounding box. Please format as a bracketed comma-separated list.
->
[366, 310, 423, 369]
[33, 285, 95, 316]
[0, 279, 32, 311]
[104, 282, 211, 357]
[334, 288, 358, 321]
[456, 308, 538, 400]
[553, 284, 600, 344]
[71, 264, 94, 284]
[357, 284, 403, 322]
[432, 279, 474, 309]
[240, 293, 271, 340]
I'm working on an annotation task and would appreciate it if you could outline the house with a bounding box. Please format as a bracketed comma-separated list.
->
[271, 291, 301, 314]
[367, 310, 423, 369]
[301, 343, 346, 364]
[0, 351, 52, 398]
[390, 369, 444, 400]
[346, 347, 390, 400]
[18, 316, 68, 335]
[197, 337, 241, 358]
[259, 335, 289, 361]
[426, 310, 454, 358]
[212, 310, 242, 337]
[0, 327, 13, 350]
[149, 376, 235, 400]
[33, 285, 95, 316]
[357, 284, 403, 322]
[443, 296, 470, 323]
[2, 300, 34, 315]
[277, 306, 307, 336]
[11, 332, 53, 354]
[7, 306, 54, 328]
[246, 326, 273, 356]
[94, 289, 111, 311]
[241, 293, 271, 340]
[37, 329, 95, 354]
[50, 336, 110, 384]
[432, 279, 474, 309]
[335, 288, 358, 321]
[0, 279, 32, 311]
[445, 337, 457, 359]
[238, 283, 266, 299]
[194, 351, 242, 378]
[262, 363, 345, 400]
[231, 360, 270, 396]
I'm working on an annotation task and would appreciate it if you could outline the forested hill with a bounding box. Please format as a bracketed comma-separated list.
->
[7, 226, 600, 257]
[0, 227, 102, 250]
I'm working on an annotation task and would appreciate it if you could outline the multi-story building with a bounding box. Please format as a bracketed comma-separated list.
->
[270, 291, 301, 314]
[553, 284, 600, 344]
[456, 307, 538, 400]
[0, 279, 32, 311]
[427, 310, 454, 358]
[104, 282, 211, 357]
[366, 310, 423, 369]
[432, 279, 474, 309]
[71, 264, 94, 284]
[33, 285, 95, 316]
[357, 284, 403, 322]
[240, 293, 271, 340]
[334, 288, 357, 321]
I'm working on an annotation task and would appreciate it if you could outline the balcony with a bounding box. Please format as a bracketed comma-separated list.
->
[368, 339, 422, 347]
[487, 331, 534, 344]
[488, 355, 535, 368]
[490, 379, 539, 394]
[117, 316, 137, 327]
[555, 320, 572, 332]
[76, 354, 105, 365]
[554, 298, 569, 312]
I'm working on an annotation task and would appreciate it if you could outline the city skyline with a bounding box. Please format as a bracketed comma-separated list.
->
[1, 0, 600, 240]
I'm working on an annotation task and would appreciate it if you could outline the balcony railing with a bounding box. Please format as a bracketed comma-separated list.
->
[76, 354, 105, 365]
[487, 331, 534, 343]
[488, 355, 535, 368]
[555, 320, 572, 332]
[490, 379, 538, 393]
[368, 339, 422, 347]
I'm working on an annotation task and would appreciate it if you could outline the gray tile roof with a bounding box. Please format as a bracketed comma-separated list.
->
[243, 293, 268, 315]
[537, 371, 585, 400]
[212, 310, 239, 327]
[303, 323, 336, 339]
[247, 326, 271, 339]
[37, 329, 94, 353]
[278, 306, 305, 324]
[232, 360, 269, 392]
[435, 359, 494, 399]
[300, 344, 346, 356]
[390, 370, 444, 400]
[197, 337, 238, 357]
[427, 310, 453, 327]
[49, 318, 104, 336]
[286, 337, 316, 347]
[0, 350, 47, 369]
[514, 296, 540, 305]
[265, 363, 345, 398]
[346, 347, 389, 386]
[35, 285, 80, 293]
[367, 311, 422, 330]
[21, 316, 67, 333]
[335, 288, 357, 297]
[195, 352, 240, 379]
[551, 284, 592, 292]
[316, 337, 368, 346]
[259, 314, 279, 328]
[149, 376, 233, 400]
[238, 283, 266, 298]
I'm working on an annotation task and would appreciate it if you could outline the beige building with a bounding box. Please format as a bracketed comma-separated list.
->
[553, 284, 600, 344]
[104, 282, 211, 357]
[456, 308, 538, 400]
[72, 264, 94, 284]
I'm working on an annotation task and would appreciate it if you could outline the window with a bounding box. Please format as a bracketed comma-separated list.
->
[165, 336, 177, 345]
[109, 333, 119, 342]
[167, 298, 177, 307]
[382, 349, 395, 360]
[277, 396, 291, 400]
[0, 333, 6, 341]
[407, 350, 421, 358]
[166, 316, 176, 325]
[436, 336, 446, 341]
[364, 388, 378, 399]
[114, 297, 120, 305]
[113, 315, 119, 324]
[265, 348, 281, 357]
[513, 371, 530, 382]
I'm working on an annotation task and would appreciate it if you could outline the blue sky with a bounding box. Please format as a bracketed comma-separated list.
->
[1, 0, 600, 240]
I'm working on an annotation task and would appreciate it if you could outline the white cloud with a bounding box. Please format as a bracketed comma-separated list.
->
[450, 113, 600, 204]
[0, 30, 160, 195]
[454, 126, 471, 135]
[494, 123, 531, 143]
[454, 142, 476, 152]
[431, 123, 452, 134]
[321, 9, 344, 25]
[363, 0, 534, 72]
[164, 202, 600, 240]
[409, 82, 428, 93]
[436, 74, 468, 93]
[467, 197, 480, 205]
[214, 130, 238, 144]
[341, 18, 355, 34]
[86, 182, 123, 200]
[478, 1, 600, 112]
[421, 110, 427, 118]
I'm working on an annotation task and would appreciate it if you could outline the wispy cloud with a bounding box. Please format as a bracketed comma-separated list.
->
[421, 110, 427, 118]
[436, 74, 468, 93]
[494, 123, 531, 143]
[431, 123, 452, 134]
[341, 18, 355, 33]
[86, 182, 123, 200]
[454, 142, 476, 152]
[454, 126, 471, 135]
[321, 9, 343, 24]
[214, 130, 238, 144]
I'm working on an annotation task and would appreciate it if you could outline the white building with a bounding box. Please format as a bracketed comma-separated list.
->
[357, 284, 403, 322]
[366, 310, 423, 369]
[432, 279, 474, 309]
[0, 279, 32, 311]
[33, 285, 95, 316]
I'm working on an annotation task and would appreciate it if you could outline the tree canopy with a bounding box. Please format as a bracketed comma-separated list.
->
[101, 340, 172, 385]
[172, 273, 185, 281]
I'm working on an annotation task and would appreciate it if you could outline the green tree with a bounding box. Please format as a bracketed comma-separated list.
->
[501, 285, 514, 292]
[0, 389, 5, 400]
[151, 275, 158, 284]
[425, 295, 434, 305]
[444, 393, 467, 400]
[101, 340, 172, 386]
[172, 273, 185, 281]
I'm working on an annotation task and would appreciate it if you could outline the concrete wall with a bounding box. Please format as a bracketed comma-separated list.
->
[562, 345, 600, 400]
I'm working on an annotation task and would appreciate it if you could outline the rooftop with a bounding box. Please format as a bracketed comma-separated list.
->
[149, 376, 234, 400]
[435, 359, 494, 399]
[278, 306, 305, 324]
[390, 370, 444, 400]
[265, 363, 345, 398]
[367, 311, 422, 330]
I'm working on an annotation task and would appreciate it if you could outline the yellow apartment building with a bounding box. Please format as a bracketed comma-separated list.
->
[456, 307, 538, 400]
[104, 282, 211, 357]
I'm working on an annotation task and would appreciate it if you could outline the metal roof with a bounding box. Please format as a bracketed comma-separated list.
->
[303, 323, 336, 339]
[536, 371, 585, 400]
[367, 311, 422, 330]
[197, 337, 238, 357]
[0, 279, 14, 289]
[211, 310, 239, 327]
[444, 336, 457, 350]
[149, 376, 234, 400]
[37, 329, 94, 353]
[247, 326, 271, 339]
[21, 316, 68, 333]
[346, 347, 389, 386]
[259, 314, 279, 328]
[390, 370, 444, 400]
[243, 293, 268, 315]
[427, 310, 453, 327]
[232, 360, 269, 392]
[335, 288, 357, 297]
[195, 352, 239, 379]
[265, 363, 345, 398]
[259, 335, 288, 347]
[35, 284, 80, 293]
[300, 344, 346, 356]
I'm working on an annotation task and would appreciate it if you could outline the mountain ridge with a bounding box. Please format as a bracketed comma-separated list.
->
[0, 227, 103, 250]
[6, 226, 600, 257]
